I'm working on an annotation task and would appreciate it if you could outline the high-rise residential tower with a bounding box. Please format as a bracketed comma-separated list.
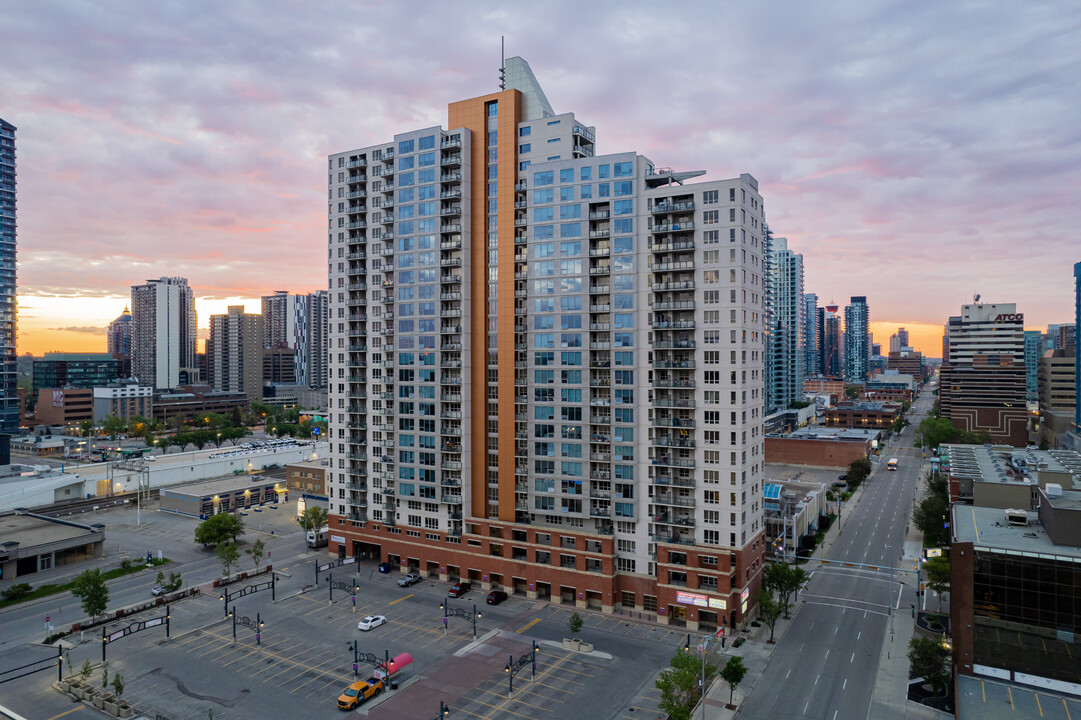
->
[0, 119, 18, 432]
[803, 293, 820, 376]
[261, 291, 301, 350]
[1023, 330, 1043, 402]
[822, 302, 844, 378]
[765, 237, 804, 412]
[844, 296, 870, 382]
[208, 306, 263, 404]
[261, 290, 329, 388]
[130, 277, 197, 389]
[326, 58, 766, 628]
[107, 307, 133, 360]
[296, 290, 328, 389]
[940, 302, 1027, 446]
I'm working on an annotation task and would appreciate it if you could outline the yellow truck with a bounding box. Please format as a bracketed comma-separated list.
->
[337, 676, 384, 710]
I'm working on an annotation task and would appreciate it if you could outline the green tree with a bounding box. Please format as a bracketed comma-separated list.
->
[914, 493, 950, 548]
[907, 636, 951, 699]
[756, 590, 782, 643]
[719, 656, 748, 707]
[111, 673, 125, 700]
[568, 612, 583, 637]
[301, 505, 329, 534]
[848, 457, 873, 486]
[245, 539, 265, 572]
[216, 541, 240, 577]
[165, 572, 183, 592]
[195, 512, 244, 546]
[78, 420, 94, 438]
[923, 555, 951, 613]
[70, 568, 110, 620]
[656, 649, 714, 720]
[103, 415, 127, 439]
[763, 562, 809, 619]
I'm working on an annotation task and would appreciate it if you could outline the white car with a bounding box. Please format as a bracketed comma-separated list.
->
[357, 615, 387, 631]
[151, 585, 164, 596]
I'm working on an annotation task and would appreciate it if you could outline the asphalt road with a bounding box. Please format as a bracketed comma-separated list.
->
[739, 384, 935, 719]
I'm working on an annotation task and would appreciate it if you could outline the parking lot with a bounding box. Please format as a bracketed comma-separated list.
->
[1, 500, 694, 720]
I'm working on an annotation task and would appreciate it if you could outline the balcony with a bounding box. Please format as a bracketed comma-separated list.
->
[440, 171, 462, 183]
[440, 223, 462, 233]
[441, 205, 462, 217]
[440, 154, 462, 167]
[650, 201, 696, 214]
[651, 221, 695, 234]
[440, 137, 462, 149]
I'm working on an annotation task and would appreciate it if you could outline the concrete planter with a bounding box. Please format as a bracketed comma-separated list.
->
[69, 682, 86, 699]
[103, 697, 119, 715]
[562, 638, 594, 653]
[117, 703, 134, 718]
[91, 691, 106, 709]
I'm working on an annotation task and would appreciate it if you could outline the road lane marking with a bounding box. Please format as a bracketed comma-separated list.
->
[45, 709, 83, 720]
[804, 701, 810, 714]
[825, 649, 830, 659]
[833, 711, 839, 720]
[389, 593, 413, 605]
[843, 678, 847, 690]
[1064, 698, 1071, 719]
[1009, 686, 1014, 709]
[517, 618, 541, 634]
[851, 652, 855, 662]
[815, 674, 820, 685]
[1036, 693, 1044, 717]
[786, 668, 792, 679]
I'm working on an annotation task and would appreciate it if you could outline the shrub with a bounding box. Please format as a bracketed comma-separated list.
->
[1, 582, 32, 601]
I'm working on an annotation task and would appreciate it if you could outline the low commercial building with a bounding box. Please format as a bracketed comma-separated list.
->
[763, 476, 827, 559]
[152, 385, 249, 423]
[886, 350, 924, 380]
[822, 401, 901, 429]
[286, 459, 327, 495]
[34, 387, 93, 426]
[803, 378, 847, 404]
[0, 510, 105, 580]
[863, 373, 916, 403]
[93, 382, 154, 422]
[0, 464, 85, 511]
[159, 476, 287, 518]
[951, 501, 1081, 689]
[940, 444, 1081, 507]
[764, 427, 879, 468]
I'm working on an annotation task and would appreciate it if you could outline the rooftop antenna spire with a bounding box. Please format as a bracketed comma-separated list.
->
[499, 36, 506, 90]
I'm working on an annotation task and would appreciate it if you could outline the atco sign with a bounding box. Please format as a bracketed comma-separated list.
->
[993, 313, 1023, 322]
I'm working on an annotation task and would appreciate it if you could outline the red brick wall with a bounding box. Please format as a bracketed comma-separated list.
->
[765, 437, 870, 468]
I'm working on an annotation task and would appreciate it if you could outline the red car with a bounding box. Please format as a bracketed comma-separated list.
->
[486, 590, 508, 605]
[448, 581, 471, 597]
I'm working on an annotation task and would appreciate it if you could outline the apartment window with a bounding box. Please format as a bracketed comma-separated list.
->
[703, 190, 719, 204]
[703, 210, 719, 225]
[519, 143, 531, 153]
[520, 126, 531, 137]
[487, 102, 498, 117]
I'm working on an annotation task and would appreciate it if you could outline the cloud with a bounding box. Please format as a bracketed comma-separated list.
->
[1, 0, 1078, 347]
[51, 326, 108, 335]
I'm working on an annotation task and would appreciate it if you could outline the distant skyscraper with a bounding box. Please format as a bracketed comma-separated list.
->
[1024, 330, 1042, 402]
[844, 296, 870, 382]
[0, 118, 18, 432]
[1074, 262, 1080, 436]
[208, 306, 263, 404]
[261, 290, 328, 388]
[296, 291, 328, 389]
[940, 302, 1027, 446]
[107, 307, 133, 360]
[765, 237, 804, 412]
[803, 294, 820, 376]
[261, 290, 301, 349]
[897, 327, 909, 348]
[130, 277, 197, 389]
[822, 302, 843, 378]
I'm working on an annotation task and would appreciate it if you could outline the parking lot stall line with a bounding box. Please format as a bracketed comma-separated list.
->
[389, 593, 414, 605]
[516, 618, 541, 634]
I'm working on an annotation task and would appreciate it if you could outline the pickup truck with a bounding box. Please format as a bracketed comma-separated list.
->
[397, 573, 422, 587]
[337, 677, 384, 710]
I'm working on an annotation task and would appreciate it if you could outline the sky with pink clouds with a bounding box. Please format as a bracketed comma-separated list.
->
[2, 1, 1079, 357]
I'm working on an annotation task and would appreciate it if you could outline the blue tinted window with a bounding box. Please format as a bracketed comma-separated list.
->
[560, 168, 574, 183]
[614, 181, 633, 196]
[534, 207, 554, 222]
[560, 205, 581, 220]
[417, 152, 435, 166]
[560, 241, 581, 256]
[534, 225, 554, 240]
[520, 126, 531, 137]
[533, 189, 554, 203]
[398, 139, 414, 154]
[579, 184, 592, 199]
[533, 171, 554, 186]
[598, 164, 610, 179]
[399, 172, 414, 186]
[560, 223, 581, 238]
[580, 167, 592, 181]
[418, 168, 435, 183]
[614, 162, 633, 177]
[398, 156, 414, 170]
[614, 199, 633, 215]
[418, 135, 435, 150]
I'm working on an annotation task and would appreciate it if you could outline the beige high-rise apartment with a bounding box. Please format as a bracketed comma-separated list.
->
[325, 58, 767, 629]
[207, 306, 263, 404]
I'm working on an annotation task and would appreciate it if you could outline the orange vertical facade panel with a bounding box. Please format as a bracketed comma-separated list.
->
[448, 90, 522, 523]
